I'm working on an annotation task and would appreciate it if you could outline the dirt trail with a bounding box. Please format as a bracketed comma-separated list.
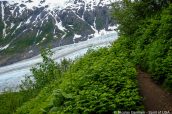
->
[137, 69, 172, 112]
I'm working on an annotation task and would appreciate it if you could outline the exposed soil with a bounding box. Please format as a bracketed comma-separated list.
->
[137, 69, 172, 112]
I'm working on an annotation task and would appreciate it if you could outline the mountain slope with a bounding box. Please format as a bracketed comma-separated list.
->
[0, 0, 116, 65]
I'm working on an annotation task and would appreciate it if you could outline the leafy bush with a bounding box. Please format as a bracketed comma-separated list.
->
[16, 47, 143, 113]
[29, 48, 72, 89]
[0, 48, 72, 114]
[138, 5, 172, 86]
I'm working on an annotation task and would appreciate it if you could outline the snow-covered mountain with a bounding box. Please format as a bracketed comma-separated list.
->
[0, 0, 116, 66]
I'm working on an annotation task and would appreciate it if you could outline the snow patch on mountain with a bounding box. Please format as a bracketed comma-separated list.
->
[0, 0, 117, 60]
[4, 0, 115, 11]
[1, 2, 7, 37]
[0, 44, 10, 51]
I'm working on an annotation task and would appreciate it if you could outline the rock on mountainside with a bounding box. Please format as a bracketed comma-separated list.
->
[0, 0, 116, 66]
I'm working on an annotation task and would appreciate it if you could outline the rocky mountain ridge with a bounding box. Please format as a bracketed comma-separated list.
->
[0, 0, 116, 66]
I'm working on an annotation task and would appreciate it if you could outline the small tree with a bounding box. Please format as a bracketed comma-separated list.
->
[19, 48, 72, 93]
[31, 48, 59, 89]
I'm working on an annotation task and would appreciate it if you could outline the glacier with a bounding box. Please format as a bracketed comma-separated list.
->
[0, 32, 118, 92]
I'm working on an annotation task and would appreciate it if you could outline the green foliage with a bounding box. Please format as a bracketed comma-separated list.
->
[164, 75, 172, 91]
[112, 0, 145, 35]
[0, 89, 38, 114]
[15, 46, 143, 113]
[112, 0, 171, 36]
[31, 48, 72, 89]
[0, 92, 24, 114]
[113, 0, 172, 90]
[134, 4, 172, 87]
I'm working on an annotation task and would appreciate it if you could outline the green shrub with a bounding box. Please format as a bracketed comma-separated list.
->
[164, 75, 172, 91]
[30, 48, 72, 89]
[16, 47, 143, 113]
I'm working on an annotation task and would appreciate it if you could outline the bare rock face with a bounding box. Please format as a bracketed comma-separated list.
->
[0, 0, 116, 66]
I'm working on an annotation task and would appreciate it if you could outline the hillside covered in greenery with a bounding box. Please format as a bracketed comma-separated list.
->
[0, 0, 172, 113]
[112, 0, 172, 90]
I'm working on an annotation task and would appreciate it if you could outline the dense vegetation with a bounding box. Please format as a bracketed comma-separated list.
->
[16, 47, 143, 113]
[112, 0, 172, 91]
[0, 45, 143, 113]
[0, 0, 172, 113]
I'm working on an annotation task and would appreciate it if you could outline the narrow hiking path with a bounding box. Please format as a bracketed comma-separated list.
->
[137, 69, 172, 112]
